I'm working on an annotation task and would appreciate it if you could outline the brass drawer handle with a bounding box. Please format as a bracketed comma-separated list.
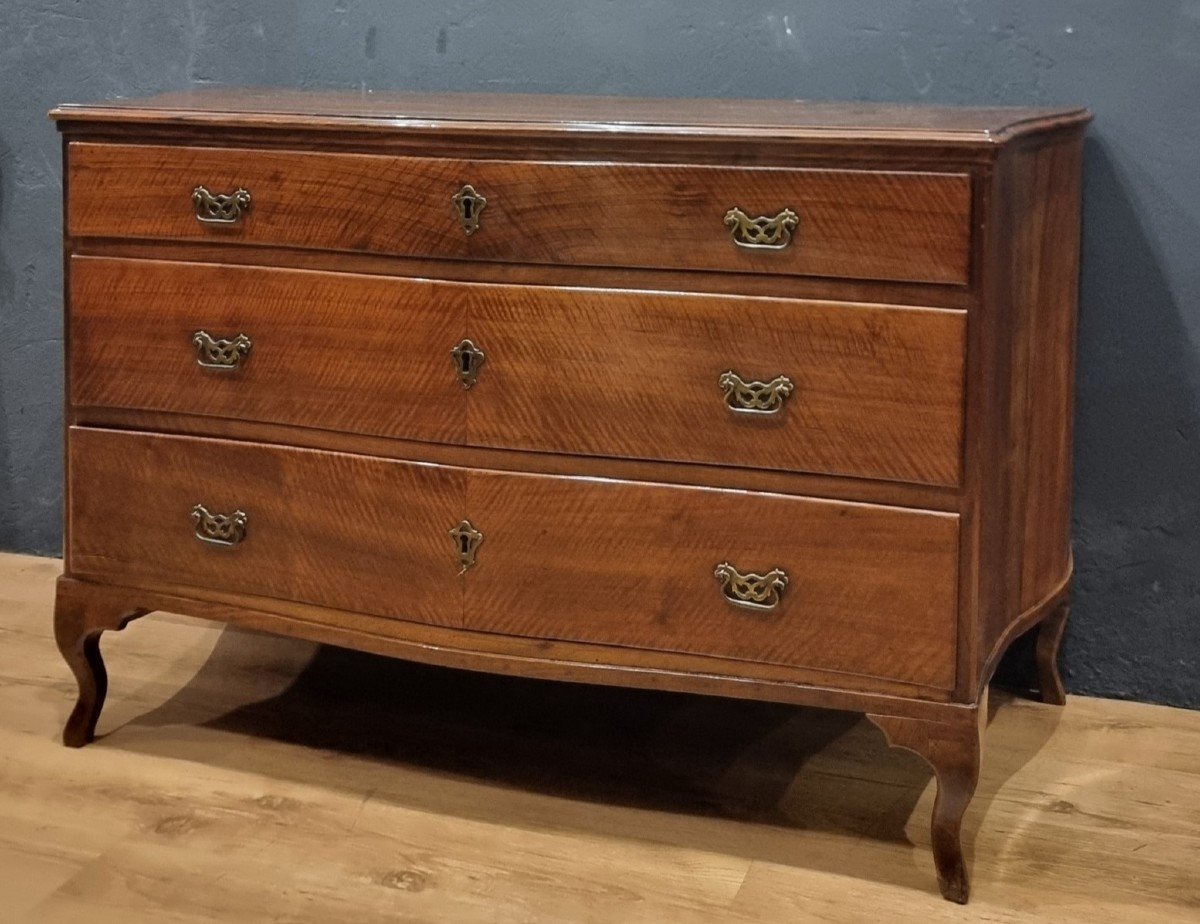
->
[714, 561, 789, 611]
[192, 185, 251, 225]
[719, 371, 794, 415]
[452, 184, 486, 235]
[450, 338, 485, 389]
[449, 519, 483, 574]
[723, 207, 799, 250]
[191, 504, 248, 547]
[193, 331, 252, 370]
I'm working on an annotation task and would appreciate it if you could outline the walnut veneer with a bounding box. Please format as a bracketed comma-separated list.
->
[50, 90, 1089, 903]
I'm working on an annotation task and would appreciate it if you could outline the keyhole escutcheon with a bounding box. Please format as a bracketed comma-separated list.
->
[452, 184, 486, 235]
[450, 339, 486, 389]
[448, 520, 483, 574]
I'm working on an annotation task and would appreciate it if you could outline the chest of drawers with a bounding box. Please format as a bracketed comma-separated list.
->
[50, 90, 1088, 903]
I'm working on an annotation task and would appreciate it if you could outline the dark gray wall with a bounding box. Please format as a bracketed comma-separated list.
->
[1, 2, 1197, 707]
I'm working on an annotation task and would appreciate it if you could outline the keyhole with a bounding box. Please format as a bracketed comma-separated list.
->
[460, 535, 470, 556]
[461, 353, 471, 374]
[462, 198, 474, 220]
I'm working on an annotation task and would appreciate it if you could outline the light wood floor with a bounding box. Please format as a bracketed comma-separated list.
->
[1, 553, 1197, 922]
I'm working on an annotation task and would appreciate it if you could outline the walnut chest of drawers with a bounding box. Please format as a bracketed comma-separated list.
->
[50, 90, 1089, 903]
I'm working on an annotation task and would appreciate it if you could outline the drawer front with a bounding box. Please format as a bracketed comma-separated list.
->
[465, 469, 959, 690]
[68, 428, 464, 627]
[468, 281, 965, 487]
[71, 258, 965, 486]
[70, 257, 466, 446]
[68, 429, 959, 691]
[68, 143, 972, 285]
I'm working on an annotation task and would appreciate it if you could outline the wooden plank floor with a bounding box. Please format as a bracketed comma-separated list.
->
[1, 552, 1197, 922]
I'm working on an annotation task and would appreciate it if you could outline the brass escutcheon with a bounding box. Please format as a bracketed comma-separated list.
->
[192, 185, 251, 224]
[452, 184, 486, 235]
[191, 504, 248, 547]
[718, 371, 795, 415]
[723, 207, 799, 250]
[450, 338, 486, 389]
[193, 331, 252, 370]
[449, 520, 483, 574]
[714, 561, 789, 611]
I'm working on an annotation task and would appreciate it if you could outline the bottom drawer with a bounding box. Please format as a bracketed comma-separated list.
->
[68, 428, 960, 690]
[67, 427, 465, 627]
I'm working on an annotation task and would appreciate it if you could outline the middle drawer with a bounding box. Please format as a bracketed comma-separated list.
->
[71, 257, 966, 486]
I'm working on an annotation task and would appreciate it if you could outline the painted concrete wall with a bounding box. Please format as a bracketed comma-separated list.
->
[1, 2, 1197, 707]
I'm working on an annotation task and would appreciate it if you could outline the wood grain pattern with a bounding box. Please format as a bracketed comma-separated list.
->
[55, 573, 961, 710]
[67, 427, 465, 628]
[72, 237, 978, 310]
[67, 426, 958, 690]
[1012, 136, 1083, 614]
[969, 134, 1084, 690]
[71, 256, 965, 486]
[464, 467, 959, 689]
[70, 256, 466, 446]
[73, 408, 964, 513]
[468, 282, 965, 486]
[67, 142, 973, 285]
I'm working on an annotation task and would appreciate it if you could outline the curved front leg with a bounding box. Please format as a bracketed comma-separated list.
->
[867, 700, 984, 904]
[54, 577, 148, 747]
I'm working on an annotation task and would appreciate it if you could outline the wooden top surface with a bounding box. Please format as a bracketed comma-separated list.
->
[51, 88, 1089, 144]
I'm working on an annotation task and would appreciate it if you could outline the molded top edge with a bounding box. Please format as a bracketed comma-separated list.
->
[50, 88, 1091, 145]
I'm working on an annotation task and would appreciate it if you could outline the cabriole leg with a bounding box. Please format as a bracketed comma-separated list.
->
[53, 578, 147, 748]
[1035, 602, 1070, 706]
[867, 699, 984, 904]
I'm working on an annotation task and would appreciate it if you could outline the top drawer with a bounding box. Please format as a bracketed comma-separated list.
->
[67, 143, 972, 285]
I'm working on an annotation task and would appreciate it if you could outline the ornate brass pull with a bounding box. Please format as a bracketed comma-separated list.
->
[723, 207, 799, 250]
[718, 371, 794, 415]
[452, 184, 486, 235]
[449, 520, 483, 573]
[192, 186, 251, 224]
[191, 504, 248, 547]
[450, 339, 485, 389]
[193, 331, 252, 370]
[714, 561, 789, 611]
